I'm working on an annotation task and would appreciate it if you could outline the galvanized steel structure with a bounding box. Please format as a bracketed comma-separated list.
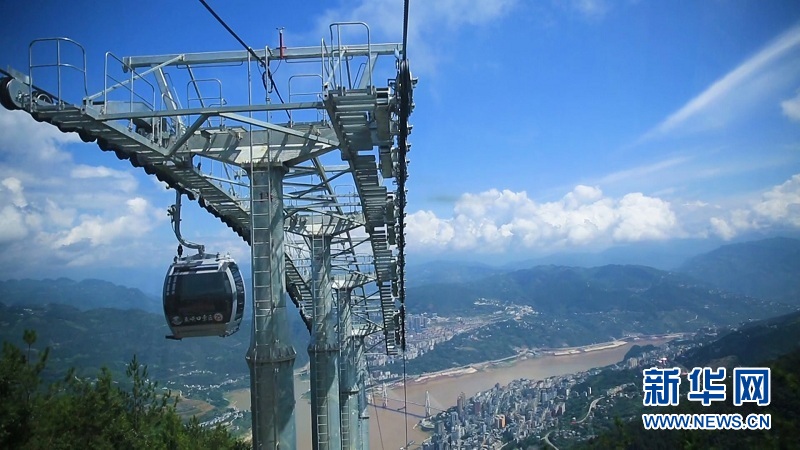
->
[1, 21, 414, 450]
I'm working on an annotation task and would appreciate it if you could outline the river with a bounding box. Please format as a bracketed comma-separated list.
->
[226, 338, 668, 449]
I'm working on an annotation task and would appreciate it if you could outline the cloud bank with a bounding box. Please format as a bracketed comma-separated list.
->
[710, 174, 800, 240]
[408, 174, 800, 254]
[407, 185, 680, 253]
[0, 108, 170, 276]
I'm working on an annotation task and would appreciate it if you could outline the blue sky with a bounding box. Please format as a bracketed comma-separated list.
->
[1, 0, 800, 290]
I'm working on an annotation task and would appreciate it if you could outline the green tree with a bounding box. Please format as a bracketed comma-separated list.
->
[0, 329, 49, 448]
[1, 331, 247, 450]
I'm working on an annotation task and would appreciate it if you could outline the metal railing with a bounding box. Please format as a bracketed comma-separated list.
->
[327, 22, 372, 91]
[186, 77, 225, 128]
[85, 52, 183, 117]
[288, 74, 324, 125]
[28, 37, 87, 109]
[100, 52, 156, 112]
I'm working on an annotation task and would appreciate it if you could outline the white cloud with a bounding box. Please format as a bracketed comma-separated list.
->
[641, 24, 800, 141]
[752, 174, 800, 226]
[597, 156, 692, 185]
[411, 174, 800, 253]
[0, 108, 173, 275]
[709, 217, 736, 241]
[683, 200, 709, 208]
[563, 0, 610, 20]
[44, 199, 77, 228]
[0, 171, 168, 271]
[71, 164, 139, 193]
[406, 210, 455, 250]
[53, 197, 162, 249]
[0, 177, 38, 243]
[781, 90, 800, 122]
[613, 193, 677, 241]
[425, 0, 517, 27]
[319, 0, 516, 38]
[709, 173, 800, 239]
[0, 108, 79, 164]
[407, 185, 681, 253]
[2, 177, 27, 207]
[0, 205, 29, 243]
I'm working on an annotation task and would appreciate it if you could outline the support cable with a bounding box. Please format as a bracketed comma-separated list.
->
[197, 0, 291, 121]
[403, 0, 410, 58]
[398, 0, 412, 448]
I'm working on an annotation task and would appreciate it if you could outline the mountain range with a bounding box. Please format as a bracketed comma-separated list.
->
[0, 300, 312, 388]
[391, 238, 800, 373]
[0, 278, 162, 313]
[409, 237, 800, 315]
[1, 237, 798, 381]
[679, 308, 800, 369]
[679, 236, 800, 303]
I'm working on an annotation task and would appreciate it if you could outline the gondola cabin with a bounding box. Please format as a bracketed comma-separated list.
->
[163, 253, 245, 339]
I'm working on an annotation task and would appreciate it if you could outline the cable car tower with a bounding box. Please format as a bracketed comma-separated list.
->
[1, 16, 415, 450]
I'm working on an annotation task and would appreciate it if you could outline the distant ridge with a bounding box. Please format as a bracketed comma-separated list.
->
[680, 309, 800, 368]
[0, 300, 269, 385]
[678, 237, 800, 304]
[406, 260, 506, 287]
[0, 278, 162, 313]
[0, 292, 311, 382]
[406, 237, 800, 316]
[410, 263, 718, 316]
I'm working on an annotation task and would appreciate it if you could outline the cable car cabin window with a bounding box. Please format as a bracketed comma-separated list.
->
[229, 263, 245, 321]
[165, 272, 233, 324]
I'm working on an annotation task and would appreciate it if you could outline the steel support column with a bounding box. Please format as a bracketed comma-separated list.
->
[356, 337, 369, 450]
[338, 287, 358, 450]
[247, 166, 297, 450]
[334, 273, 369, 450]
[309, 234, 341, 450]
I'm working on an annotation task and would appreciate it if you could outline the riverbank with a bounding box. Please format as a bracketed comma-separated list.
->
[387, 334, 680, 390]
[370, 335, 673, 448]
[223, 335, 675, 449]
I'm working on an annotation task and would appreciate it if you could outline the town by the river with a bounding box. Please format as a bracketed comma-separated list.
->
[225, 336, 670, 449]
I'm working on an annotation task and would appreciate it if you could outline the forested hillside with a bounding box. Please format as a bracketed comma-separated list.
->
[678, 237, 800, 304]
[0, 300, 310, 385]
[0, 331, 247, 449]
[0, 278, 162, 313]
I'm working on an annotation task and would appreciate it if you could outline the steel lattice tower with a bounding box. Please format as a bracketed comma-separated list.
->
[1, 21, 414, 450]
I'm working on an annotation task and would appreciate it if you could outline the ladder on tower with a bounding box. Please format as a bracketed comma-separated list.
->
[285, 255, 313, 331]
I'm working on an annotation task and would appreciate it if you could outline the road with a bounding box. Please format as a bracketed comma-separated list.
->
[576, 396, 604, 423]
[542, 430, 559, 450]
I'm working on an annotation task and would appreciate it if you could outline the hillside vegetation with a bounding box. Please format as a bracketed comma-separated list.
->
[0, 331, 247, 449]
[398, 239, 800, 374]
[0, 300, 310, 386]
[678, 309, 800, 369]
[0, 278, 162, 313]
[678, 237, 800, 304]
[409, 263, 785, 317]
